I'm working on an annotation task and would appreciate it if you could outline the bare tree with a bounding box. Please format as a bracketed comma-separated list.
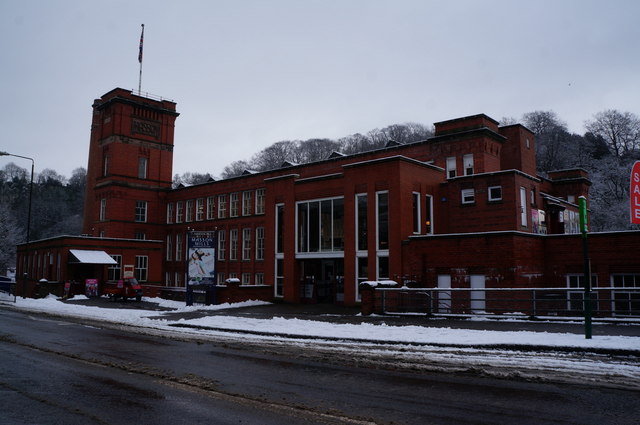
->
[522, 110, 575, 172]
[585, 109, 640, 157]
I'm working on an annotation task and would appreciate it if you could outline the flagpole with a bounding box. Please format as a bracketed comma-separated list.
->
[138, 24, 144, 95]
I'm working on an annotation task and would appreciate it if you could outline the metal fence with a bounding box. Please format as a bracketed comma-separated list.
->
[374, 287, 640, 318]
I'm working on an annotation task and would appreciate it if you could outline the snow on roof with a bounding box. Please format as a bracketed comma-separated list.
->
[69, 250, 117, 265]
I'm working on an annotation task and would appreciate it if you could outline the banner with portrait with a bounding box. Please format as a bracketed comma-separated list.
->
[187, 231, 217, 285]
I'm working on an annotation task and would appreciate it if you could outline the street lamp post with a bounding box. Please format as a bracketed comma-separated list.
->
[0, 151, 34, 298]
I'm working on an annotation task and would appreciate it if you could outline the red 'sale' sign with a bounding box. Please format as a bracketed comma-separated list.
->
[631, 161, 640, 224]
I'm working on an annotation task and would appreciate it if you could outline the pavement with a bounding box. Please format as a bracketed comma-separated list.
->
[62, 296, 640, 337]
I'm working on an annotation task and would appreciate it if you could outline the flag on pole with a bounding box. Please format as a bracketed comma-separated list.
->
[138, 24, 145, 63]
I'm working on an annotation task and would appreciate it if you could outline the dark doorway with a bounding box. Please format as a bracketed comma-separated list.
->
[300, 259, 344, 303]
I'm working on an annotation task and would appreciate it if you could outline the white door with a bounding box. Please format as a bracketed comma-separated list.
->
[470, 275, 486, 313]
[437, 275, 451, 313]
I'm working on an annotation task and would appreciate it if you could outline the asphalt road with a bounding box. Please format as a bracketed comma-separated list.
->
[1, 307, 638, 425]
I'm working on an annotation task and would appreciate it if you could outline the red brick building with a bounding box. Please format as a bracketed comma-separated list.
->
[15, 88, 640, 315]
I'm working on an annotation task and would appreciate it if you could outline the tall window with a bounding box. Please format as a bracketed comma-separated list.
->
[166, 235, 173, 261]
[108, 255, 121, 281]
[446, 156, 456, 178]
[138, 157, 148, 179]
[242, 273, 251, 285]
[276, 204, 284, 254]
[218, 194, 227, 219]
[412, 192, 420, 234]
[196, 198, 204, 221]
[135, 201, 147, 222]
[242, 191, 252, 216]
[255, 188, 265, 215]
[176, 233, 183, 261]
[166, 203, 174, 224]
[256, 227, 265, 260]
[425, 195, 433, 234]
[376, 191, 389, 251]
[276, 259, 284, 297]
[297, 198, 344, 253]
[176, 201, 184, 223]
[242, 228, 252, 260]
[206, 196, 215, 220]
[185, 200, 194, 222]
[135, 255, 148, 282]
[103, 154, 109, 177]
[230, 229, 238, 260]
[356, 194, 368, 251]
[100, 199, 107, 221]
[463, 154, 474, 176]
[218, 230, 226, 260]
[230, 192, 239, 217]
[520, 187, 528, 227]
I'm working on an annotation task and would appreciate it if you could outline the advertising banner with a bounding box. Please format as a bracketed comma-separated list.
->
[187, 231, 217, 285]
[631, 161, 640, 224]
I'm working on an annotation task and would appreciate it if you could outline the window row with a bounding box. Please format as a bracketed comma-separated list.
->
[165, 227, 265, 262]
[164, 271, 265, 287]
[167, 189, 265, 223]
[446, 154, 474, 178]
[460, 186, 503, 205]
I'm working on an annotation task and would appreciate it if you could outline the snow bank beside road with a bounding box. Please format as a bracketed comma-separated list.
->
[4, 296, 639, 352]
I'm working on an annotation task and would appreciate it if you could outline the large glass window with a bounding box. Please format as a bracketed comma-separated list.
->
[356, 194, 368, 251]
[297, 198, 344, 253]
[376, 192, 388, 251]
[612, 274, 640, 316]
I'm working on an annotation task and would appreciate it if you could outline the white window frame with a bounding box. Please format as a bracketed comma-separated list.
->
[256, 227, 265, 260]
[412, 192, 421, 234]
[230, 192, 239, 217]
[520, 187, 528, 227]
[463, 154, 474, 176]
[185, 199, 194, 222]
[242, 191, 252, 216]
[242, 228, 252, 260]
[230, 229, 238, 261]
[218, 194, 227, 219]
[196, 198, 204, 221]
[166, 235, 173, 261]
[446, 156, 456, 178]
[176, 201, 184, 223]
[166, 202, 174, 224]
[255, 188, 265, 215]
[100, 198, 107, 221]
[135, 255, 148, 282]
[461, 188, 475, 205]
[138, 157, 148, 179]
[175, 233, 183, 261]
[217, 229, 226, 261]
[488, 186, 502, 202]
[206, 196, 215, 220]
[135, 200, 148, 222]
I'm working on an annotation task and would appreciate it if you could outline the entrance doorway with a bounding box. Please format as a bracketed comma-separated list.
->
[300, 259, 344, 303]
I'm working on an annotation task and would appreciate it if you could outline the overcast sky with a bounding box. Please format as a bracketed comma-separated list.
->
[1, 0, 639, 179]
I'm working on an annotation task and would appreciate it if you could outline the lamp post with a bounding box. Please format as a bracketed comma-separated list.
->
[0, 151, 34, 298]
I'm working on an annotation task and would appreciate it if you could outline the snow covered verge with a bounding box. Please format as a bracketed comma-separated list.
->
[2, 294, 639, 389]
[2, 294, 638, 352]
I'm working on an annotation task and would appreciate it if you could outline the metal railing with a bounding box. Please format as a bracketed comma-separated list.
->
[374, 287, 640, 318]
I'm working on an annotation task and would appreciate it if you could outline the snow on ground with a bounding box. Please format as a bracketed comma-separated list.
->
[2, 295, 639, 352]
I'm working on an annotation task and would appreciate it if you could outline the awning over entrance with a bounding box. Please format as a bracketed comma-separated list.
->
[68, 249, 117, 265]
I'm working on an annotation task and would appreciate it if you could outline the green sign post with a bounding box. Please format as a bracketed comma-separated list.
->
[578, 196, 592, 339]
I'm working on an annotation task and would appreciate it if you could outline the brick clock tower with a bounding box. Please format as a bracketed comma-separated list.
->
[83, 88, 179, 241]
